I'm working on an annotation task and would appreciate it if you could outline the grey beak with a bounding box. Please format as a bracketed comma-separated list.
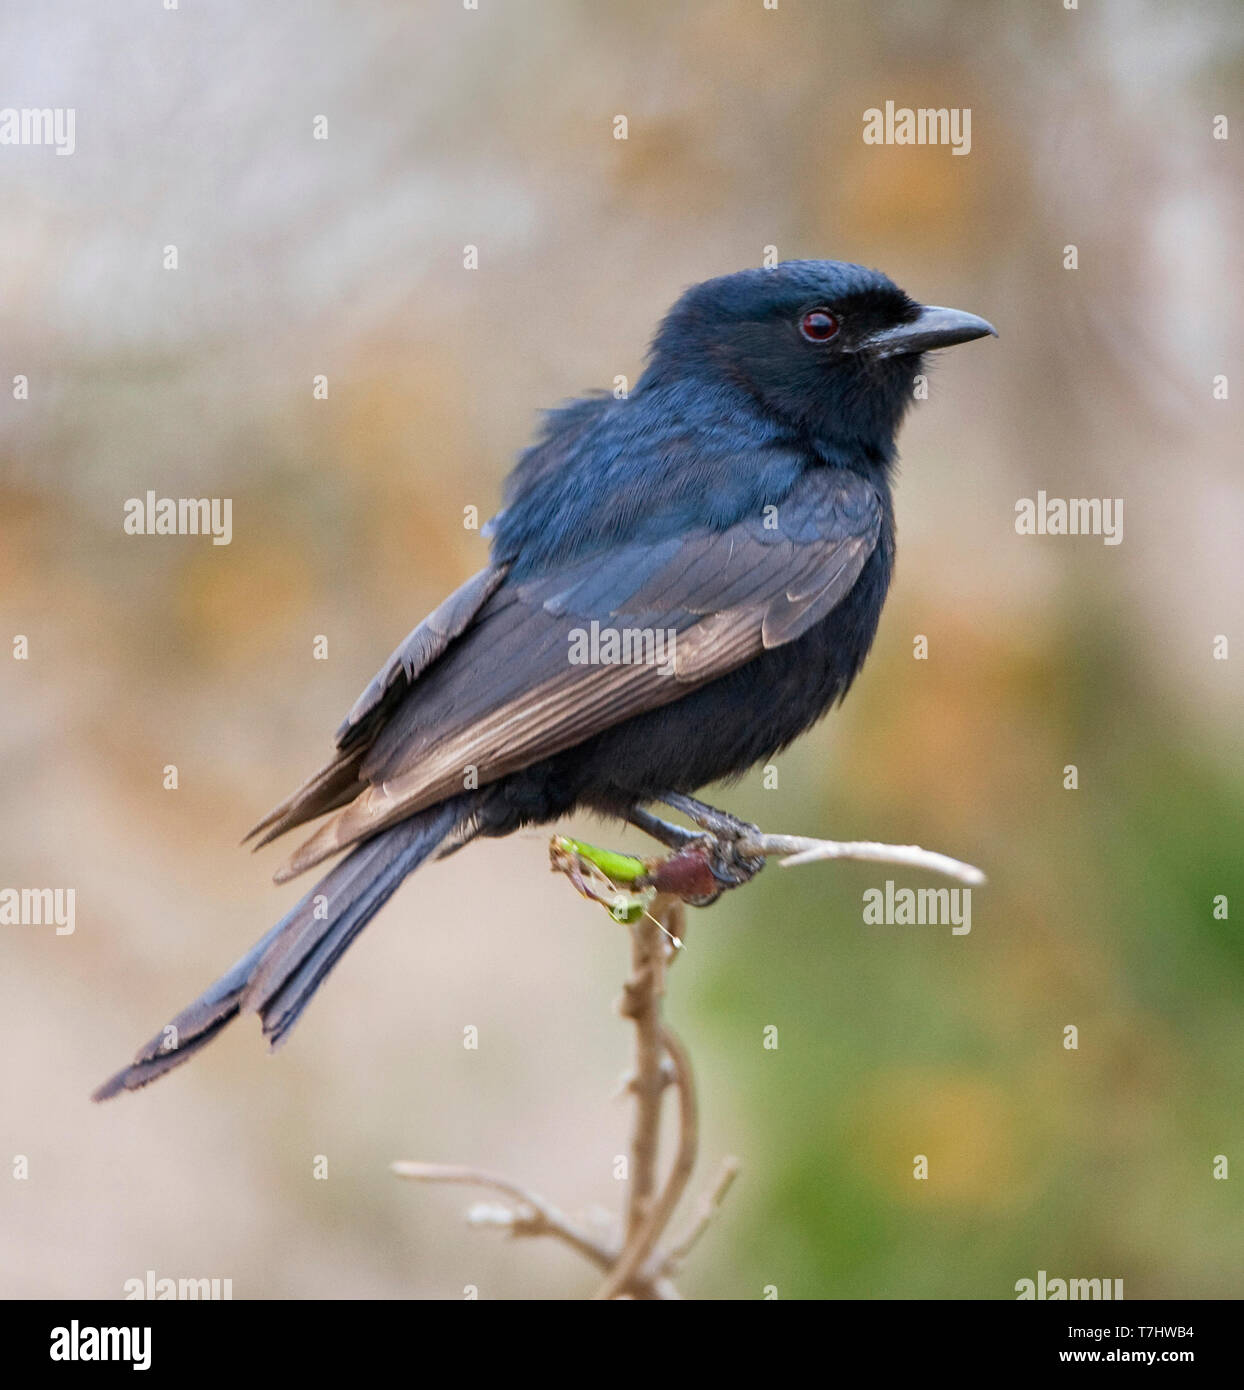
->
[859, 305, 997, 359]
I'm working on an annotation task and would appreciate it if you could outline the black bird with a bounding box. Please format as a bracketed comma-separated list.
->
[94, 260, 994, 1099]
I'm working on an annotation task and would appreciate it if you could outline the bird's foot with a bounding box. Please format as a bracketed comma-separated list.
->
[630, 795, 766, 906]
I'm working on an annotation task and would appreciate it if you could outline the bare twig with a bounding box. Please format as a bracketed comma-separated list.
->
[390, 1161, 615, 1272]
[664, 1155, 742, 1271]
[739, 832, 985, 885]
[594, 1012, 699, 1299]
[616, 895, 676, 1244]
[585, 897, 701, 1299]
[390, 1161, 682, 1298]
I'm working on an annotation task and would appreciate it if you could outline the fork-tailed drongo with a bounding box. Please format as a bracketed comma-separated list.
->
[94, 259, 995, 1099]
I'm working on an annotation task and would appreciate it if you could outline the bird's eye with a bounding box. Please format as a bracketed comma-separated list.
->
[799, 309, 840, 342]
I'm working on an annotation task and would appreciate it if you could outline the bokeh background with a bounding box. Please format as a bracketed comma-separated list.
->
[1, 0, 1240, 1299]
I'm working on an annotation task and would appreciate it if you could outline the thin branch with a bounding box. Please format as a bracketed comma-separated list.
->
[663, 1155, 742, 1271]
[740, 832, 986, 885]
[389, 1155, 683, 1299]
[390, 1161, 614, 1272]
[616, 897, 674, 1246]
[594, 906, 700, 1301]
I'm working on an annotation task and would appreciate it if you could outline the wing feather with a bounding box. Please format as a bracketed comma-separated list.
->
[243, 565, 507, 847]
[269, 469, 883, 878]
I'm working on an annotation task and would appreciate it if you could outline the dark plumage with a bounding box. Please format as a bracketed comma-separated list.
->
[94, 259, 994, 1100]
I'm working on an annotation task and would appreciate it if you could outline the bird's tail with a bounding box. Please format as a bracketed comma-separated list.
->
[92, 799, 464, 1100]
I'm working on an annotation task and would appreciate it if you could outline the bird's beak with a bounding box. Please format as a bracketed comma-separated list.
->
[858, 305, 997, 359]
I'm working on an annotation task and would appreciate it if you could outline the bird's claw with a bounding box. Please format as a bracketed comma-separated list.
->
[641, 826, 765, 906]
[702, 828, 766, 899]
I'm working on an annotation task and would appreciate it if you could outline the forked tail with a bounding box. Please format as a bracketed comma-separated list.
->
[92, 800, 463, 1100]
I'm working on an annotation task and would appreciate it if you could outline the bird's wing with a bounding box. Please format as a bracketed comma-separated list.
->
[269, 467, 882, 881]
[244, 565, 508, 848]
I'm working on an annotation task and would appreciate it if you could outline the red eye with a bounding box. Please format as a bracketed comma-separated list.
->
[799, 309, 840, 342]
[800, 308, 839, 340]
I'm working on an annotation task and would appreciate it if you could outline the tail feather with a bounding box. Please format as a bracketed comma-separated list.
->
[92, 801, 462, 1101]
[245, 801, 461, 1046]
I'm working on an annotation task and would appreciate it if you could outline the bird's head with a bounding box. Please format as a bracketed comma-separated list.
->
[643, 260, 996, 465]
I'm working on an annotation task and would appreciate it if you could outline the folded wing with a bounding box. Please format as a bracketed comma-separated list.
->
[254, 467, 882, 881]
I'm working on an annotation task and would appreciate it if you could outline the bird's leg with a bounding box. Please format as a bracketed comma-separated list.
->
[626, 805, 703, 852]
[656, 792, 758, 841]
[636, 793, 767, 897]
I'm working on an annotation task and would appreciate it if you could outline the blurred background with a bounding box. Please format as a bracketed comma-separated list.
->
[1, 0, 1241, 1299]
